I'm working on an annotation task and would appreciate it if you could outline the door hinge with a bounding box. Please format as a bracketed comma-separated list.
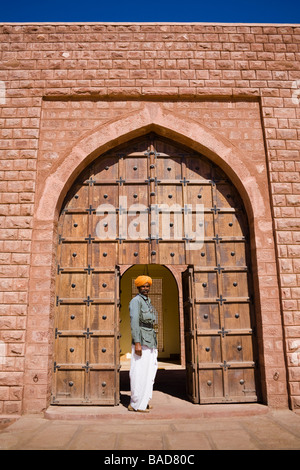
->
[53, 362, 61, 372]
[55, 328, 62, 339]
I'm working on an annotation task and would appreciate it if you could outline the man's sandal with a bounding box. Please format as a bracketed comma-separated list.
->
[128, 404, 150, 413]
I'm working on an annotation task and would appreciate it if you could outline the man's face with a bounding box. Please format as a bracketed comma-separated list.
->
[138, 283, 150, 297]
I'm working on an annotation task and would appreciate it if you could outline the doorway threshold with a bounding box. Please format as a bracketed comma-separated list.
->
[120, 359, 184, 371]
[44, 401, 269, 421]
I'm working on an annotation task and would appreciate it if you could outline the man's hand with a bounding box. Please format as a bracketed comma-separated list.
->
[135, 342, 142, 356]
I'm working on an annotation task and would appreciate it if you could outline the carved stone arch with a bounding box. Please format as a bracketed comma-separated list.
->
[35, 102, 266, 225]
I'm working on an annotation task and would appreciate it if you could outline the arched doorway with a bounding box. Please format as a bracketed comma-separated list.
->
[119, 264, 183, 406]
[51, 133, 259, 406]
[119, 264, 180, 367]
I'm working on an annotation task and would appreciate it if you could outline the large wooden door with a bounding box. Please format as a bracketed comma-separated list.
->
[182, 266, 199, 403]
[53, 133, 258, 404]
[182, 264, 258, 404]
[52, 263, 120, 404]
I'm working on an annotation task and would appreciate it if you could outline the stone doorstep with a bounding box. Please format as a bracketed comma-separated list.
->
[44, 403, 269, 421]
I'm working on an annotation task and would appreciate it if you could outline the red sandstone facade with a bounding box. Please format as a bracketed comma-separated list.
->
[0, 22, 300, 415]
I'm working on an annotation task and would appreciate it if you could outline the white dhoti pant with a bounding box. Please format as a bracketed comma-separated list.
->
[129, 345, 158, 411]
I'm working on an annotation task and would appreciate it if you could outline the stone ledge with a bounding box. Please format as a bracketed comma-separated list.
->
[44, 403, 269, 421]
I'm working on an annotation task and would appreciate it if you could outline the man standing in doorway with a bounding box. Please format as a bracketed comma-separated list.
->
[128, 275, 158, 413]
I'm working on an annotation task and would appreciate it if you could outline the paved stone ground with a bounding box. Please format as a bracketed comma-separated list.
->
[1, 369, 300, 451]
[0, 408, 300, 450]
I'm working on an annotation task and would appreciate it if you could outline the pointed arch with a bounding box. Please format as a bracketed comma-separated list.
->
[35, 102, 266, 224]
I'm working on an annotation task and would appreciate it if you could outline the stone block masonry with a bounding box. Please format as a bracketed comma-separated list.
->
[0, 22, 300, 414]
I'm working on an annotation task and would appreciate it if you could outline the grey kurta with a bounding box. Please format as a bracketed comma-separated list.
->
[129, 294, 157, 349]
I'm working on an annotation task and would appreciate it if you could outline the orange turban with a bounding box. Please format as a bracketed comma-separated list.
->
[134, 275, 152, 287]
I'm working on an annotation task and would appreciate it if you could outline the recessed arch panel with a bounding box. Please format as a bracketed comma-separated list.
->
[36, 103, 266, 227]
